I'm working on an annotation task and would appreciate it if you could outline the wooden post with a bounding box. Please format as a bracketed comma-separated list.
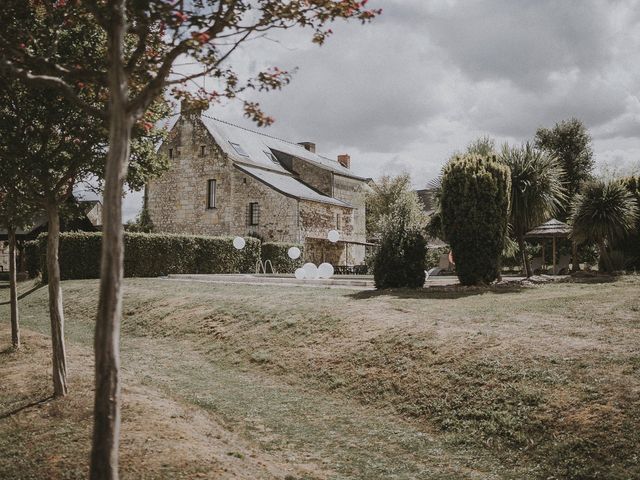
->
[552, 236, 557, 275]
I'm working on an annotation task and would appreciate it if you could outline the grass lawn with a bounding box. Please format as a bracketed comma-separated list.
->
[1, 276, 639, 479]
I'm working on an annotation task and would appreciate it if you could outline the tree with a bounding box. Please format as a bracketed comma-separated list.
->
[535, 119, 594, 205]
[0, 2, 380, 477]
[0, 184, 36, 350]
[366, 173, 425, 238]
[570, 180, 639, 273]
[372, 189, 427, 288]
[441, 153, 511, 286]
[0, 74, 167, 397]
[466, 135, 496, 156]
[617, 176, 640, 269]
[500, 143, 566, 276]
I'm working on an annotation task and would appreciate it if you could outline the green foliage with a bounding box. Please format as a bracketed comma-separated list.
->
[441, 153, 511, 285]
[261, 243, 304, 274]
[570, 180, 639, 273]
[373, 197, 427, 289]
[616, 176, 640, 270]
[424, 246, 450, 270]
[366, 174, 427, 239]
[466, 136, 496, 156]
[500, 142, 566, 275]
[36, 232, 261, 280]
[535, 118, 594, 218]
[24, 240, 42, 279]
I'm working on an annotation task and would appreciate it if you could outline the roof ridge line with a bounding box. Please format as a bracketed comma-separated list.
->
[201, 114, 303, 149]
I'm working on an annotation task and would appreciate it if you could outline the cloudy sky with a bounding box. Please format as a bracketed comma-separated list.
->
[123, 0, 640, 219]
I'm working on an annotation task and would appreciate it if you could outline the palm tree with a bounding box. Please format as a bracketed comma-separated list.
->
[500, 143, 566, 276]
[570, 180, 639, 273]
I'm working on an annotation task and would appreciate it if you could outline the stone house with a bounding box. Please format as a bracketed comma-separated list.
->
[146, 105, 371, 266]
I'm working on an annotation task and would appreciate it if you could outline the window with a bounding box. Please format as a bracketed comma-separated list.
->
[200, 145, 206, 157]
[207, 179, 217, 209]
[264, 150, 279, 165]
[249, 202, 260, 226]
[229, 141, 249, 157]
[169, 148, 173, 159]
[336, 213, 342, 230]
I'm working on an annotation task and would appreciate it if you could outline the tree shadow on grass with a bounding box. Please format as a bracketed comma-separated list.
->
[0, 283, 45, 306]
[0, 395, 54, 420]
[350, 285, 525, 301]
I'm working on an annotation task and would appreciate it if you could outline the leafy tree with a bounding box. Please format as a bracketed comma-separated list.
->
[0, 2, 380, 477]
[373, 193, 427, 289]
[500, 143, 566, 276]
[0, 178, 37, 350]
[366, 173, 426, 238]
[535, 118, 594, 215]
[570, 180, 639, 273]
[441, 153, 511, 285]
[466, 135, 496, 156]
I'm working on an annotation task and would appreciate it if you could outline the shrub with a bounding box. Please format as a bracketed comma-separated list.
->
[261, 242, 304, 273]
[373, 194, 427, 289]
[36, 231, 261, 280]
[616, 176, 640, 270]
[441, 153, 511, 285]
[24, 240, 42, 278]
[374, 229, 426, 289]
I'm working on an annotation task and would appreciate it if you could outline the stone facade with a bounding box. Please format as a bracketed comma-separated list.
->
[147, 112, 369, 265]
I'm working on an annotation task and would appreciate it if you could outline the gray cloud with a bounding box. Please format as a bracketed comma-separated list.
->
[126, 0, 640, 218]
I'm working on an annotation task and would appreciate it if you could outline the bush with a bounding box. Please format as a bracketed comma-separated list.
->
[261, 242, 304, 273]
[617, 176, 640, 270]
[373, 229, 426, 289]
[36, 232, 261, 280]
[441, 153, 511, 285]
[24, 240, 42, 278]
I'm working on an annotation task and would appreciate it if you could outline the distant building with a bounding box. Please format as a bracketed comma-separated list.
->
[146, 104, 371, 266]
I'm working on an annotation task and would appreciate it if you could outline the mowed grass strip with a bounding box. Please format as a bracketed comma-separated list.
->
[2, 276, 640, 479]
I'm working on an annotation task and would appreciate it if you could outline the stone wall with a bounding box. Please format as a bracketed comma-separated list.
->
[148, 115, 298, 242]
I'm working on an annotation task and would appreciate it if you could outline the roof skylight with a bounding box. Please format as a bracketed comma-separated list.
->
[264, 150, 279, 164]
[229, 141, 249, 157]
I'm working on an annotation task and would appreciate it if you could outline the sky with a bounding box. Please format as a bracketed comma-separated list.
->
[122, 0, 640, 220]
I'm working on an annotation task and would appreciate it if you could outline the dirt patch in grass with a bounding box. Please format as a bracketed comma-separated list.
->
[0, 328, 326, 480]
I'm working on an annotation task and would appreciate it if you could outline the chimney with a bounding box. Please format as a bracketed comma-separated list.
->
[337, 154, 351, 169]
[298, 141, 316, 153]
[181, 98, 208, 118]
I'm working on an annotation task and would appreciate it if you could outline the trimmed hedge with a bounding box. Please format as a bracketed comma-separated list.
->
[24, 240, 42, 278]
[441, 153, 511, 285]
[260, 242, 304, 273]
[35, 231, 261, 280]
[373, 229, 426, 289]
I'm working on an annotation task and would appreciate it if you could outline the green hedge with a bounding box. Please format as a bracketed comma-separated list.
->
[36, 232, 261, 280]
[260, 242, 304, 273]
[24, 240, 42, 278]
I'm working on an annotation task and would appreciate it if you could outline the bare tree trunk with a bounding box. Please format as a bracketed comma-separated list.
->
[571, 241, 580, 272]
[90, 3, 131, 478]
[518, 234, 532, 277]
[8, 226, 19, 349]
[598, 240, 613, 273]
[46, 201, 68, 397]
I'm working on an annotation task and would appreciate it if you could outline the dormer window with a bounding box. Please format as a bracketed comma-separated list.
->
[264, 150, 279, 165]
[229, 141, 249, 157]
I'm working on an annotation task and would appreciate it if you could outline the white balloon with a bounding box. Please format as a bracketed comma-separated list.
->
[327, 230, 340, 243]
[302, 262, 319, 280]
[287, 246, 301, 260]
[233, 236, 246, 250]
[294, 268, 306, 280]
[318, 262, 334, 279]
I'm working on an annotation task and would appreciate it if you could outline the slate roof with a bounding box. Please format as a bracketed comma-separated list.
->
[199, 115, 360, 207]
[235, 165, 352, 208]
